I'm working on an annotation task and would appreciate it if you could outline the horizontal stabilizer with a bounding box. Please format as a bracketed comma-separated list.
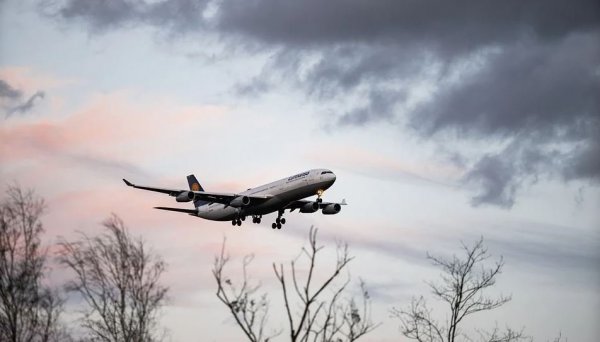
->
[154, 207, 198, 214]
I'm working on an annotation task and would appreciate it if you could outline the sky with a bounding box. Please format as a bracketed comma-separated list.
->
[1, 0, 599, 341]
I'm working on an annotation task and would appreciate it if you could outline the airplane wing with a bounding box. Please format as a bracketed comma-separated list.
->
[123, 179, 272, 205]
[286, 198, 348, 211]
[154, 207, 198, 214]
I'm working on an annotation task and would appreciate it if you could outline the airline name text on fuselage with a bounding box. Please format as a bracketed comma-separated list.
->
[287, 171, 309, 182]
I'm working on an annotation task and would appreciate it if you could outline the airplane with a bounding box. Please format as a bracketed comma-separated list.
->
[122, 168, 346, 229]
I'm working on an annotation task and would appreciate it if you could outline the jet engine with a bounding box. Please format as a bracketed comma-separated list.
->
[229, 195, 251, 207]
[322, 203, 341, 215]
[176, 191, 195, 202]
[300, 202, 319, 213]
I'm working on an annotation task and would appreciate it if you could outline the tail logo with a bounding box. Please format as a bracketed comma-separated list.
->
[191, 183, 201, 191]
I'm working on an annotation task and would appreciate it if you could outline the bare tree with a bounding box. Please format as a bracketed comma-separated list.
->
[0, 185, 65, 342]
[548, 332, 566, 342]
[392, 237, 527, 342]
[58, 214, 168, 342]
[213, 245, 275, 342]
[213, 227, 378, 342]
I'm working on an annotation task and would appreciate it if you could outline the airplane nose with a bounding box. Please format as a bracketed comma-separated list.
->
[330, 173, 337, 183]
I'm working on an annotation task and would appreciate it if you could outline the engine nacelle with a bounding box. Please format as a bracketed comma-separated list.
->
[300, 202, 319, 213]
[322, 203, 341, 215]
[176, 191, 195, 202]
[229, 195, 251, 207]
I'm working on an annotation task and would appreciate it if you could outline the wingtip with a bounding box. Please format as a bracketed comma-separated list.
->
[122, 178, 133, 186]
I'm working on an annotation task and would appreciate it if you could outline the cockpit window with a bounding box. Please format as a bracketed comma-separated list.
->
[321, 171, 333, 175]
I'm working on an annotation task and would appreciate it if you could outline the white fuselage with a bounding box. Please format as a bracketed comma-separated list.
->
[197, 169, 336, 221]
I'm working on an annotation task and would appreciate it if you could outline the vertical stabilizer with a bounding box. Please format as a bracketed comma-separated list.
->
[187, 174, 208, 207]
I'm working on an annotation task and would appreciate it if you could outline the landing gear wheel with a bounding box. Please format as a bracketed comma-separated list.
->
[275, 218, 280, 224]
[252, 215, 262, 224]
[236, 219, 242, 226]
[272, 223, 277, 229]
[277, 223, 282, 229]
[241, 216, 246, 221]
[231, 220, 236, 226]
[281, 218, 286, 225]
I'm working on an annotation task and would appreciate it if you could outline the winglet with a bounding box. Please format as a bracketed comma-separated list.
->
[123, 179, 133, 187]
[341, 198, 347, 205]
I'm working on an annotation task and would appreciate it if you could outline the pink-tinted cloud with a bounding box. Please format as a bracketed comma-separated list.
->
[1, 91, 226, 163]
[0, 89, 231, 205]
[0, 66, 74, 94]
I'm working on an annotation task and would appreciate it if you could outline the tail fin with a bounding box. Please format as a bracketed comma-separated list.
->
[187, 174, 208, 207]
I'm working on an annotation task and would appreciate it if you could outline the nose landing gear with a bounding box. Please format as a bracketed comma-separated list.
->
[252, 215, 262, 224]
[316, 189, 325, 203]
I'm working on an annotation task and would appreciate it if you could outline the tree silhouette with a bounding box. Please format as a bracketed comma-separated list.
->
[0, 185, 66, 342]
[392, 237, 527, 342]
[58, 214, 168, 342]
[213, 227, 378, 342]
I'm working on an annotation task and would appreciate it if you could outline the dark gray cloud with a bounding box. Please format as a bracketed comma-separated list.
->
[464, 153, 521, 208]
[216, 0, 598, 53]
[336, 89, 401, 127]
[42, 0, 600, 207]
[411, 33, 598, 207]
[42, 0, 209, 34]
[412, 35, 600, 139]
[462, 142, 559, 208]
[220, 1, 600, 207]
[0, 79, 23, 99]
[0, 79, 45, 117]
[562, 135, 600, 182]
[7, 91, 45, 117]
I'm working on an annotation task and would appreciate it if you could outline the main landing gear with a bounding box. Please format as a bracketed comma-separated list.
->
[232, 215, 263, 228]
[271, 210, 286, 229]
[231, 216, 245, 227]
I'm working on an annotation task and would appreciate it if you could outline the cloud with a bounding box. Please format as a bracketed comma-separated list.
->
[215, 1, 598, 51]
[40, 0, 600, 207]
[410, 35, 599, 208]
[0, 78, 45, 116]
[7, 91, 45, 116]
[218, 1, 600, 208]
[411, 36, 600, 137]
[0, 79, 23, 99]
[483, 220, 600, 288]
[0, 91, 226, 181]
[215, 0, 600, 207]
[336, 89, 401, 127]
[42, 0, 210, 34]
[461, 140, 564, 208]
[0, 67, 74, 91]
